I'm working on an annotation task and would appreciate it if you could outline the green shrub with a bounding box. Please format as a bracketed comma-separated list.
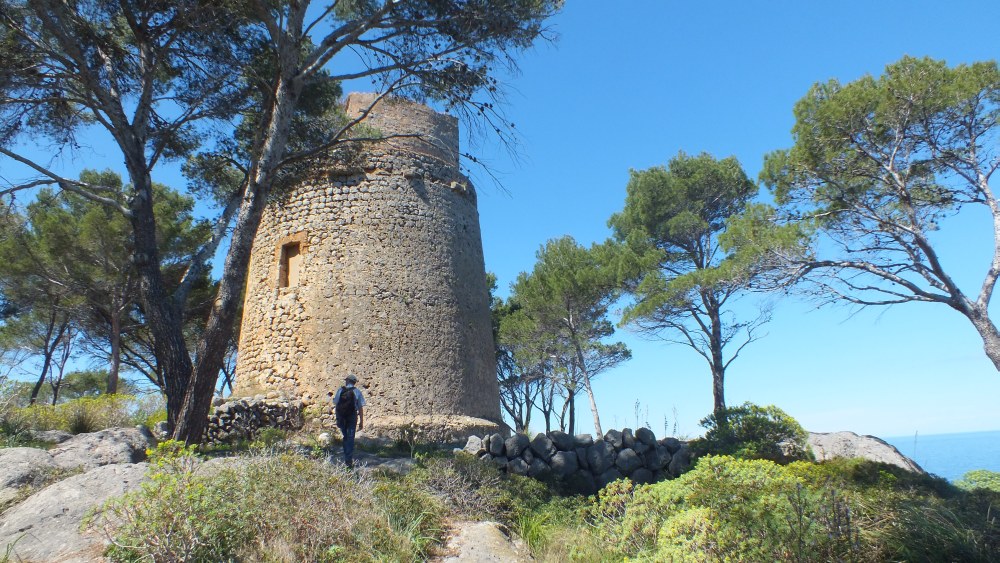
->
[956, 469, 1000, 493]
[691, 402, 812, 463]
[407, 452, 550, 525]
[95, 441, 444, 562]
[11, 394, 164, 434]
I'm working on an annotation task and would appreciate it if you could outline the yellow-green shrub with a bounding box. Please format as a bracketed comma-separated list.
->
[96, 442, 444, 562]
[12, 394, 164, 434]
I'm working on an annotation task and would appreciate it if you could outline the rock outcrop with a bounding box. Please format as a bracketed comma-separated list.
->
[808, 431, 924, 473]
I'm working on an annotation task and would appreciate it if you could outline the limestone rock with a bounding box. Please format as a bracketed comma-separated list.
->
[808, 431, 924, 473]
[0, 463, 148, 563]
[505, 434, 530, 458]
[50, 427, 155, 471]
[527, 458, 551, 479]
[529, 433, 557, 463]
[667, 444, 692, 476]
[622, 428, 636, 449]
[463, 435, 485, 456]
[586, 440, 616, 475]
[489, 433, 505, 456]
[548, 430, 575, 452]
[30, 430, 73, 444]
[645, 445, 672, 471]
[549, 451, 579, 477]
[615, 448, 642, 475]
[596, 468, 623, 489]
[631, 467, 654, 484]
[0, 448, 58, 507]
[507, 458, 529, 476]
[635, 427, 657, 446]
[604, 429, 623, 449]
[659, 437, 682, 454]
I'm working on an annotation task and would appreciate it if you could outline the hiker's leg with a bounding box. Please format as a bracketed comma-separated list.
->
[343, 418, 356, 467]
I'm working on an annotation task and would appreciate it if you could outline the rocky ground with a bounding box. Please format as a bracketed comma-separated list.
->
[0, 428, 923, 562]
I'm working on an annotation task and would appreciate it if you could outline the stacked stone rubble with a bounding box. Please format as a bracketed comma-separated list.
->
[462, 428, 692, 493]
[204, 395, 305, 443]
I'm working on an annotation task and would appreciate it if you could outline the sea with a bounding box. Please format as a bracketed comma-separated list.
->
[882, 430, 1000, 482]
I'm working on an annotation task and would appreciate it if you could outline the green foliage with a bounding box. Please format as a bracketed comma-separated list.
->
[692, 402, 812, 463]
[956, 469, 1000, 493]
[8, 394, 164, 435]
[407, 452, 551, 525]
[97, 445, 443, 562]
[583, 454, 1000, 562]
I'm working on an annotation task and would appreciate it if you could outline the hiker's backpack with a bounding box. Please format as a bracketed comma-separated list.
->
[336, 386, 357, 419]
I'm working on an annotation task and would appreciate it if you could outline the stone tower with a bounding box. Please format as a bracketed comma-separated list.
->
[234, 93, 501, 441]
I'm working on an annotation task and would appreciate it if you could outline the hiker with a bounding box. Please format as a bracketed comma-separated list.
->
[331, 374, 366, 468]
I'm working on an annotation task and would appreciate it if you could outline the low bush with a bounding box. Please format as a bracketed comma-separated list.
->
[95, 441, 444, 562]
[584, 454, 1000, 562]
[9, 393, 164, 435]
[406, 452, 551, 525]
[956, 469, 1000, 493]
[691, 402, 812, 463]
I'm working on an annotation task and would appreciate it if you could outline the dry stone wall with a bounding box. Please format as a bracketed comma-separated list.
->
[463, 428, 693, 494]
[234, 94, 500, 441]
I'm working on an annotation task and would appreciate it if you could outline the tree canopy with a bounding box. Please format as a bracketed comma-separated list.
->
[760, 56, 1000, 371]
[0, 0, 560, 441]
[609, 152, 770, 418]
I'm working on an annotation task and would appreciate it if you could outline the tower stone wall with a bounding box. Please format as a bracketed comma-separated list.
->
[233, 93, 501, 441]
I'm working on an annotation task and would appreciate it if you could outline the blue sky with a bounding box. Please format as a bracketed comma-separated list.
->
[467, 1, 1000, 439]
[4, 1, 1000, 441]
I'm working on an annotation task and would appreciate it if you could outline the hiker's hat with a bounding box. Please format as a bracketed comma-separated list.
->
[345, 374, 359, 383]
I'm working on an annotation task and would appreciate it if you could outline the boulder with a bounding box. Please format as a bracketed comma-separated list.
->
[615, 448, 642, 475]
[635, 427, 657, 446]
[622, 428, 636, 449]
[488, 433, 505, 456]
[549, 451, 579, 477]
[0, 448, 59, 507]
[586, 440, 616, 475]
[565, 470, 598, 495]
[30, 430, 73, 444]
[529, 433, 557, 463]
[596, 468, 624, 489]
[630, 467, 654, 484]
[667, 444, 692, 476]
[527, 458, 551, 479]
[659, 437, 682, 454]
[633, 441, 650, 455]
[463, 435, 485, 456]
[522, 447, 534, 465]
[504, 434, 530, 458]
[507, 457, 529, 476]
[604, 429, 623, 449]
[575, 447, 590, 470]
[50, 427, 155, 471]
[0, 463, 148, 563]
[573, 433, 594, 448]
[548, 430, 575, 452]
[808, 431, 924, 473]
[644, 445, 672, 471]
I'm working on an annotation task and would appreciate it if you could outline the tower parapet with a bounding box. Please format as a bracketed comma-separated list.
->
[233, 93, 501, 442]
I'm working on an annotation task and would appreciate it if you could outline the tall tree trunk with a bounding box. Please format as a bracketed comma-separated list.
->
[173, 70, 301, 443]
[966, 305, 1000, 371]
[126, 165, 193, 429]
[29, 310, 66, 405]
[571, 340, 603, 438]
[568, 387, 575, 436]
[706, 295, 727, 421]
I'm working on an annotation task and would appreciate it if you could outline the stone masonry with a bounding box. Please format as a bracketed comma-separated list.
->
[234, 93, 501, 442]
